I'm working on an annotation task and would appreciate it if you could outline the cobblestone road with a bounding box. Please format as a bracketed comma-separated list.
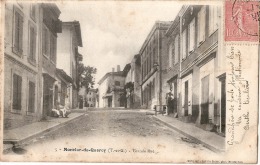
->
[6, 109, 219, 162]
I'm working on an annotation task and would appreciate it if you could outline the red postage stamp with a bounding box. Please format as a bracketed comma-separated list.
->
[225, 0, 259, 42]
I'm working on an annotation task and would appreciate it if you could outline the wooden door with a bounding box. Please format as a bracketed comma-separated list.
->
[201, 75, 209, 124]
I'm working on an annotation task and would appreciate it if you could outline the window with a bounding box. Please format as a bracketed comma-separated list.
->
[142, 63, 144, 79]
[174, 35, 179, 64]
[209, 6, 219, 35]
[50, 35, 56, 63]
[115, 81, 120, 86]
[182, 29, 187, 59]
[28, 81, 35, 113]
[13, 9, 23, 56]
[168, 42, 173, 67]
[153, 48, 156, 64]
[28, 24, 36, 64]
[89, 98, 91, 101]
[42, 27, 49, 57]
[188, 18, 195, 53]
[13, 74, 22, 110]
[150, 51, 154, 69]
[30, 4, 36, 21]
[198, 6, 206, 44]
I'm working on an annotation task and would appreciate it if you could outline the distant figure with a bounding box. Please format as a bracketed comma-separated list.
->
[51, 101, 71, 118]
[166, 92, 174, 115]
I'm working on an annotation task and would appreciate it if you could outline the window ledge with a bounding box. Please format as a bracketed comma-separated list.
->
[26, 111, 35, 116]
[43, 54, 49, 59]
[198, 40, 205, 48]
[12, 47, 23, 58]
[28, 58, 36, 66]
[11, 110, 22, 114]
[208, 29, 218, 38]
[188, 50, 194, 55]
[50, 60, 56, 65]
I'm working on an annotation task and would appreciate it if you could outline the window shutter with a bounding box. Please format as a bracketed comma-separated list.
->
[12, 74, 22, 110]
[18, 14, 23, 54]
[189, 19, 195, 52]
[29, 82, 35, 112]
[32, 27, 36, 61]
[169, 43, 172, 67]
[29, 27, 34, 60]
[202, 7, 206, 41]
[182, 30, 187, 59]
[214, 7, 219, 30]
[175, 35, 179, 64]
[17, 75, 22, 110]
[14, 12, 19, 52]
[42, 28, 46, 55]
[12, 74, 18, 109]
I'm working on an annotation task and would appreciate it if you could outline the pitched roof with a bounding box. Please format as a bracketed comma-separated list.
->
[97, 71, 124, 85]
[56, 68, 73, 83]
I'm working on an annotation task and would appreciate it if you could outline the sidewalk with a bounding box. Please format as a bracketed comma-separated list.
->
[3, 112, 84, 151]
[153, 114, 225, 153]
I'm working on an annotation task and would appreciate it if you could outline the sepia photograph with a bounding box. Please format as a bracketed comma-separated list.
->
[1, 0, 258, 163]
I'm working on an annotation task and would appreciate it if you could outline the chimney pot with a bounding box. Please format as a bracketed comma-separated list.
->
[112, 68, 115, 72]
[117, 65, 120, 72]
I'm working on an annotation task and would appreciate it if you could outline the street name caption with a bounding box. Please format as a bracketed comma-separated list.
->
[55, 147, 159, 154]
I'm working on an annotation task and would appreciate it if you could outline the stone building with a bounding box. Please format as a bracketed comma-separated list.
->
[98, 65, 126, 108]
[85, 88, 97, 107]
[56, 21, 83, 109]
[4, 3, 61, 129]
[164, 15, 181, 116]
[140, 21, 172, 110]
[124, 55, 141, 109]
[163, 5, 226, 135]
[55, 68, 73, 108]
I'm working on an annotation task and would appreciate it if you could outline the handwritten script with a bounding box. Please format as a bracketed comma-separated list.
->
[226, 46, 250, 146]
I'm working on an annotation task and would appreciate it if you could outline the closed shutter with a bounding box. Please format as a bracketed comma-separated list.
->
[201, 75, 209, 124]
[198, 6, 206, 44]
[182, 30, 187, 59]
[189, 19, 195, 52]
[174, 35, 179, 64]
[14, 12, 19, 52]
[13, 74, 22, 110]
[28, 81, 35, 112]
[18, 14, 23, 54]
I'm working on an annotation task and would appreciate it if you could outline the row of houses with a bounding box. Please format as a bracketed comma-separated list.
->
[4, 2, 83, 130]
[97, 5, 226, 136]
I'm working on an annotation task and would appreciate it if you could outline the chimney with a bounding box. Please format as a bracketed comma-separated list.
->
[117, 65, 120, 72]
[112, 68, 115, 72]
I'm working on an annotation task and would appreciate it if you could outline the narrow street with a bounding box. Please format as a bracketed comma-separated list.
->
[5, 109, 218, 162]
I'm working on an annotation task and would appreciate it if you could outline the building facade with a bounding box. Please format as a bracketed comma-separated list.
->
[140, 21, 172, 110]
[78, 87, 97, 108]
[164, 15, 181, 116]
[98, 66, 126, 108]
[56, 21, 83, 109]
[163, 5, 226, 135]
[4, 3, 61, 129]
[125, 55, 141, 109]
[55, 68, 73, 108]
[85, 88, 97, 107]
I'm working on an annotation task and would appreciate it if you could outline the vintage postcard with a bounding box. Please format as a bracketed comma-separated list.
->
[0, 0, 258, 163]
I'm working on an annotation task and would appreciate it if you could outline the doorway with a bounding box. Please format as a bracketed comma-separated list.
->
[220, 76, 226, 134]
[108, 96, 112, 107]
[184, 81, 189, 116]
[201, 75, 209, 124]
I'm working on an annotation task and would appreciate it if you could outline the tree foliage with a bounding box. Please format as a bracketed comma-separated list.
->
[78, 62, 97, 93]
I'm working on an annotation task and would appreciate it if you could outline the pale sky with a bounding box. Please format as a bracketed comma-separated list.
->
[57, 1, 182, 88]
